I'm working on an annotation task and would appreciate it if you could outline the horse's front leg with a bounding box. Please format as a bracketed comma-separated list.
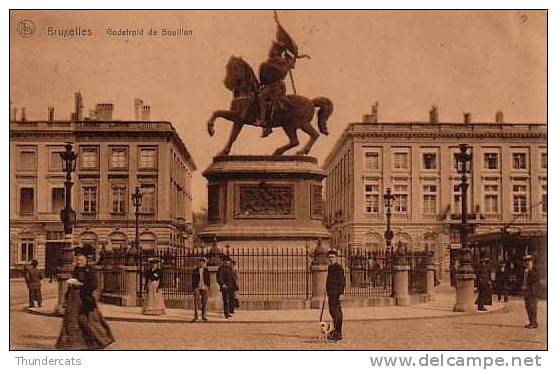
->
[207, 110, 240, 137]
[218, 121, 243, 157]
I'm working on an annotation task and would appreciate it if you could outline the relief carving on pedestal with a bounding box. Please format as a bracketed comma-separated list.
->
[235, 183, 294, 218]
[311, 183, 324, 219]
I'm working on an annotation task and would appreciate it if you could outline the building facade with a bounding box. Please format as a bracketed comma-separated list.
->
[10, 97, 196, 276]
[323, 110, 547, 281]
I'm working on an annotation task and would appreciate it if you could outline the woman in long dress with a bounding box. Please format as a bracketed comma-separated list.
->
[56, 247, 115, 350]
[142, 258, 166, 315]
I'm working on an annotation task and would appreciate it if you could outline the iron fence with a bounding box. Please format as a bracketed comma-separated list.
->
[340, 248, 393, 297]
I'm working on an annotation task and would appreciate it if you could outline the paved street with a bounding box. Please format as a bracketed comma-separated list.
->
[10, 281, 546, 350]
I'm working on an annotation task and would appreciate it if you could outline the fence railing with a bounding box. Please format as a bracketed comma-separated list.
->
[340, 249, 393, 298]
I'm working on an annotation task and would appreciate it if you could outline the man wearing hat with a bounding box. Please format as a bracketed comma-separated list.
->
[476, 255, 492, 311]
[522, 255, 539, 329]
[191, 256, 210, 322]
[217, 255, 235, 319]
[25, 259, 43, 308]
[326, 249, 345, 341]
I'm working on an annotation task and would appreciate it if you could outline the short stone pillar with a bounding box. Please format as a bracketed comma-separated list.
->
[425, 264, 436, 300]
[393, 265, 410, 306]
[55, 235, 74, 314]
[311, 264, 328, 308]
[121, 266, 139, 307]
[206, 265, 223, 310]
[453, 272, 476, 312]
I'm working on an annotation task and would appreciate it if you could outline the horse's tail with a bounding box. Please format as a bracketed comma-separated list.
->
[311, 97, 334, 135]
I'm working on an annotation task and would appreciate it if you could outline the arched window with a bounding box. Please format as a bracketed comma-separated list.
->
[364, 232, 383, 252]
[140, 232, 157, 250]
[109, 232, 127, 251]
[394, 232, 413, 251]
[80, 231, 98, 260]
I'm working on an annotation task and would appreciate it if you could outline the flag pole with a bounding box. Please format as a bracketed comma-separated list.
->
[273, 10, 298, 95]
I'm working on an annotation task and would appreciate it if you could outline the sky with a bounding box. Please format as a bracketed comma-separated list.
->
[10, 10, 547, 212]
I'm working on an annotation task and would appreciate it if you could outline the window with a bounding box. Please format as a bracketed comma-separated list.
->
[139, 147, 157, 170]
[51, 188, 65, 213]
[512, 184, 528, 214]
[111, 185, 126, 214]
[140, 184, 156, 214]
[453, 184, 462, 213]
[393, 184, 409, 214]
[541, 184, 547, 215]
[49, 150, 64, 171]
[82, 186, 97, 213]
[364, 152, 379, 171]
[484, 153, 499, 170]
[364, 183, 379, 214]
[541, 153, 547, 170]
[19, 235, 34, 262]
[422, 153, 437, 170]
[452, 153, 459, 171]
[483, 184, 499, 214]
[81, 147, 98, 169]
[393, 152, 409, 170]
[19, 188, 34, 214]
[19, 150, 37, 170]
[512, 153, 527, 170]
[422, 184, 437, 214]
[110, 147, 127, 169]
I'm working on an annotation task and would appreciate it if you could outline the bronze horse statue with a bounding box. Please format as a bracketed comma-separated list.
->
[207, 56, 333, 156]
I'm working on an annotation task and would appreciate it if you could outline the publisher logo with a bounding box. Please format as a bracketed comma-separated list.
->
[17, 20, 35, 38]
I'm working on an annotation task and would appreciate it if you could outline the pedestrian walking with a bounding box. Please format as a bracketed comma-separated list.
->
[230, 260, 240, 314]
[326, 249, 345, 341]
[142, 257, 166, 315]
[475, 256, 492, 311]
[56, 247, 115, 350]
[191, 256, 210, 322]
[495, 261, 510, 302]
[522, 255, 539, 329]
[217, 255, 234, 319]
[25, 260, 43, 308]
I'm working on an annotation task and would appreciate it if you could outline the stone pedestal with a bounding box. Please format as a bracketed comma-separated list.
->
[426, 264, 436, 300]
[199, 156, 330, 247]
[453, 272, 476, 312]
[393, 265, 410, 306]
[121, 266, 139, 307]
[207, 265, 223, 308]
[55, 236, 74, 314]
[311, 264, 328, 309]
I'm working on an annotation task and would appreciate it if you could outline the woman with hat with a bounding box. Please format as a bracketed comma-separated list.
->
[142, 257, 166, 315]
[56, 247, 115, 350]
[475, 255, 493, 311]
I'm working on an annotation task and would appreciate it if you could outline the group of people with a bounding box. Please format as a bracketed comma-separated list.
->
[475, 254, 540, 329]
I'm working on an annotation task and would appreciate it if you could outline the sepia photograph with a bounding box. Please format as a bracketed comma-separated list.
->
[7, 7, 548, 358]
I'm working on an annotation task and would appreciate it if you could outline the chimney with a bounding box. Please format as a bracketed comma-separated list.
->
[95, 103, 114, 121]
[495, 110, 504, 124]
[141, 105, 151, 121]
[21, 107, 27, 122]
[134, 98, 143, 120]
[463, 112, 472, 124]
[429, 105, 439, 123]
[48, 106, 55, 121]
[74, 92, 84, 121]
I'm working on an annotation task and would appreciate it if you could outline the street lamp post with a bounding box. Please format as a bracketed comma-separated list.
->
[383, 188, 396, 296]
[453, 143, 476, 312]
[56, 142, 78, 313]
[128, 185, 143, 264]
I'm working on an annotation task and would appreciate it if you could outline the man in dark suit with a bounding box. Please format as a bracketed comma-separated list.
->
[25, 260, 43, 308]
[522, 255, 539, 329]
[191, 256, 210, 322]
[217, 255, 234, 319]
[326, 250, 345, 341]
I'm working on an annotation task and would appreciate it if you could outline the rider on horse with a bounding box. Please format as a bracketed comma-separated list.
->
[258, 16, 310, 138]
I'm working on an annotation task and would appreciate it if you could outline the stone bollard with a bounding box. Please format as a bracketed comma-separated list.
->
[121, 266, 139, 307]
[207, 265, 222, 309]
[310, 264, 328, 308]
[426, 264, 436, 300]
[393, 264, 410, 306]
[453, 272, 476, 312]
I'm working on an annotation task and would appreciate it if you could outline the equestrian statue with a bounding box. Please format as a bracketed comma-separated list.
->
[207, 12, 334, 156]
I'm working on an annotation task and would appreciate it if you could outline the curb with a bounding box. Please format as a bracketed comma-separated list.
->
[23, 303, 510, 324]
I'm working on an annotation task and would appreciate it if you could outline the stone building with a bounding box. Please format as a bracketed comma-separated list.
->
[9, 94, 196, 276]
[323, 107, 547, 281]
